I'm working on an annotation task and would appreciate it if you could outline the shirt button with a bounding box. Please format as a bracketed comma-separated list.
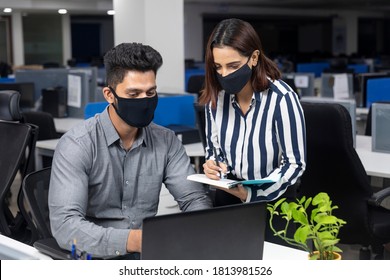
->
[123, 206, 127, 209]
[115, 250, 120, 255]
[125, 180, 129, 185]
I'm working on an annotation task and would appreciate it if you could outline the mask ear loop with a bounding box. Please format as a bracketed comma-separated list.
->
[107, 86, 120, 112]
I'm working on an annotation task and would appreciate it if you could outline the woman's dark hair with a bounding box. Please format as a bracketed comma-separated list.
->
[199, 18, 281, 107]
[104, 42, 163, 88]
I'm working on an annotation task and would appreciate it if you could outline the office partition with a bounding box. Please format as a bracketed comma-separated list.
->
[320, 73, 354, 99]
[296, 62, 330, 78]
[366, 77, 390, 108]
[15, 69, 94, 118]
[0, 82, 35, 109]
[282, 72, 315, 97]
[358, 72, 390, 107]
[372, 103, 390, 153]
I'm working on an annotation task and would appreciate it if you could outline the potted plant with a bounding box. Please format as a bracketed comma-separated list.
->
[267, 192, 347, 260]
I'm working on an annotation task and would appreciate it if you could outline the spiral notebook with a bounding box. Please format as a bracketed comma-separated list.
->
[186, 172, 280, 189]
[141, 201, 266, 260]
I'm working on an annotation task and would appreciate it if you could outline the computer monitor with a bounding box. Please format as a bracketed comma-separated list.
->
[0, 82, 36, 109]
[366, 77, 390, 108]
[320, 73, 354, 99]
[301, 96, 356, 147]
[358, 72, 390, 107]
[282, 72, 315, 97]
[15, 69, 69, 104]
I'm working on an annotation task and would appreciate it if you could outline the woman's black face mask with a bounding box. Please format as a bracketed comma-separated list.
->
[109, 86, 158, 128]
[216, 59, 252, 95]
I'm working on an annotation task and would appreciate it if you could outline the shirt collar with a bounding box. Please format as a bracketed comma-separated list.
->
[99, 106, 147, 148]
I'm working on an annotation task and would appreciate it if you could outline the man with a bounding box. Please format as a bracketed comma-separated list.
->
[49, 43, 212, 259]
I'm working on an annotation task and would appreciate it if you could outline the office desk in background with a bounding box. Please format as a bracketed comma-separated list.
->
[356, 135, 390, 179]
[53, 117, 83, 134]
[37, 136, 390, 180]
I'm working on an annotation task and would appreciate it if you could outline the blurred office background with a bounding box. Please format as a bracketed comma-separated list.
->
[1, 0, 390, 92]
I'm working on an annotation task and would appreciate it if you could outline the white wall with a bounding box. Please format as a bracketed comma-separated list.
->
[113, 0, 185, 93]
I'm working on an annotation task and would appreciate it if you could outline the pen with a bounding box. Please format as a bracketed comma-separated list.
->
[71, 239, 77, 260]
[214, 147, 222, 178]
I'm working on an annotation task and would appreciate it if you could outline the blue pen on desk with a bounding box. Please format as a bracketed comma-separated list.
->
[71, 239, 77, 260]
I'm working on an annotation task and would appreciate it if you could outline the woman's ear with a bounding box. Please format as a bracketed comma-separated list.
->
[251, 50, 260, 67]
[103, 87, 114, 103]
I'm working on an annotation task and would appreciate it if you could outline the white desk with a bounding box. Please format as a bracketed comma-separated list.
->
[356, 135, 390, 178]
[0, 234, 52, 260]
[35, 139, 58, 170]
[263, 241, 307, 260]
[54, 117, 83, 134]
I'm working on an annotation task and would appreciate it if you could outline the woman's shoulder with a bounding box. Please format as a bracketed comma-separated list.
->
[267, 78, 297, 96]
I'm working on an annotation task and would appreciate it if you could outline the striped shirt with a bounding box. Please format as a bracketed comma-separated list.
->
[205, 79, 306, 202]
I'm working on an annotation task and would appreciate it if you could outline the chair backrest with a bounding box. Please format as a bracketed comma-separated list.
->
[22, 111, 58, 140]
[20, 167, 72, 259]
[193, 103, 207, 148]
[299, 102, 373, 246]
[0, 90, 39, 239]
[0, 90, 23, 121]
[20, 167, 52, 241]
[187, 74, 205, 96]
[0, 121, 34, 236]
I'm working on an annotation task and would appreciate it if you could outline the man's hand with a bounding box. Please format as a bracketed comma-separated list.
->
[127, 229, 142, 253]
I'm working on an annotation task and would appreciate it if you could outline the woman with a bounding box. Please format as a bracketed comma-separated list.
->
[199, 18, 306, 205]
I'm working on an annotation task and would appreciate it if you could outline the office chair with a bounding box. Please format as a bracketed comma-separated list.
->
[299, 102, 390, 259]
[22, 111, 60, 169]
[187, 74, 205, 96]
[193, 103, 207, 149]
[0, 90, 38, 241]
[20, 167, 70, 259]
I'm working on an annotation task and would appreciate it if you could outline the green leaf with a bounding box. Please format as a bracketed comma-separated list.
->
[292, 208, 308, 225]
[315, 215, 338, 224]
[272, 198, 286, 209]
[294, 225, 310, 244]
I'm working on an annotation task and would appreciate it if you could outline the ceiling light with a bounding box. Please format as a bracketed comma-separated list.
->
[58, 9, 67, 14]
[107, 10, 115, 15]
[3, 8, 12, 13]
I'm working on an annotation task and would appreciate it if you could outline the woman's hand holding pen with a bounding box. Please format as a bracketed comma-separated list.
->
[203, 159, 228, 180]
[203, 159, 248, 201]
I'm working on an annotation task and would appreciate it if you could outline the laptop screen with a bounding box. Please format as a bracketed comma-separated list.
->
[141, 202, 266, 260]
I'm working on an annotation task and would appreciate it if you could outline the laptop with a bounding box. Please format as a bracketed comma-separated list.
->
[141, 201, 267, 260]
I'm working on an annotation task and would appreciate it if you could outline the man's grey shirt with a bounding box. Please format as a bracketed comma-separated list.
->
[49, 107, 212, 257]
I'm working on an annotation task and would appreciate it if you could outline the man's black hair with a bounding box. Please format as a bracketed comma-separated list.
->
[104, 42, 163, 87]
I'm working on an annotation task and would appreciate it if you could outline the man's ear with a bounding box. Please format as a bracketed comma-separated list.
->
[103, 87, 114, 103]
